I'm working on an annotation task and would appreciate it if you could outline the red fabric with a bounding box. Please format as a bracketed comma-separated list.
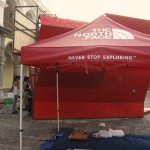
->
[34, 102, 144, 119]
[33, 67, 149, 119]
[40, 15, 87, 28]
[21, 14, 150, 119]
[106, 13, 150, 35]
[22, 14, 150, 69]
[39, 15, 87, 40]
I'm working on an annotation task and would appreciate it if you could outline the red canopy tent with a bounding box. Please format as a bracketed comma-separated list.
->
[21, 14, 150, 123]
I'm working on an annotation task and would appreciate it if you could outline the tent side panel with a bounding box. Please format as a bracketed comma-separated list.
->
[33, 102, 144, 119]
[33, 68, 150, 119]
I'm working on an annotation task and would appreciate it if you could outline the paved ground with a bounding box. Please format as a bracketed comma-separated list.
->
[0, 91, 150, 150]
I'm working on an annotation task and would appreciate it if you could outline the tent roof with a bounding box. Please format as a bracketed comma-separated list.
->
[21, 14, 150, 70]
[39, 15, 87, 40]
[39, 13, 150, 41]
[106, 13, 150, 35]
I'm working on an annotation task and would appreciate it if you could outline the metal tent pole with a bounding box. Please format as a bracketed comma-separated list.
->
[56, 71, 60, 132]
[20, 64, 23, 150]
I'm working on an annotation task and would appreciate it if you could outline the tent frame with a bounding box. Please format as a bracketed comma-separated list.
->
[20, 64, 23, 150]
[19, 65, 60, 150]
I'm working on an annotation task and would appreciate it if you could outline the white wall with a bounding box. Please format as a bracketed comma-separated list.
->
[0, 0, 8, 26]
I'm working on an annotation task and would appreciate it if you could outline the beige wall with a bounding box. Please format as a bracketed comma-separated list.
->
[5, 37, 12, 46]
[23, 65, 29, 77]
[3, 57, 14, 90]
[3, 59, 29, 90]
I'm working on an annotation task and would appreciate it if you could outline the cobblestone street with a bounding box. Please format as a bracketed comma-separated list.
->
[0, 91, 150, 150]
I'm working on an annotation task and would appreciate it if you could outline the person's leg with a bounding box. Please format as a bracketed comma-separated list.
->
[24, 91, 29, 110]
[23, 91, 26, 109]
[12, 95, 18, 113]
[0, 99, 4, 114]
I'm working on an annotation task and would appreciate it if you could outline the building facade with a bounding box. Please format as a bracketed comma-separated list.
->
[0, 0, 50, 97]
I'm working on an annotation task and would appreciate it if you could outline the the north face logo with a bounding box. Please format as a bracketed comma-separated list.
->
[74, 28, 134, 40]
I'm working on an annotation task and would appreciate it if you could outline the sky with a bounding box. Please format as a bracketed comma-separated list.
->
[41, 0, 150, 22]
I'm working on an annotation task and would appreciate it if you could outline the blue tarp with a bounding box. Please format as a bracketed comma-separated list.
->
[40, 133, 64, 150]
[50, 132, 150, 150]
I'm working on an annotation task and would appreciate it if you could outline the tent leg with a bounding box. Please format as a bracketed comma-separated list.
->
[20, 64, 23, 150]
[56, 71, 60, 132]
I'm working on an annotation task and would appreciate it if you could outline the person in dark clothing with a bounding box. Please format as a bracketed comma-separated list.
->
[23, 76, 31, 110]
[23, 76, 32, 116]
